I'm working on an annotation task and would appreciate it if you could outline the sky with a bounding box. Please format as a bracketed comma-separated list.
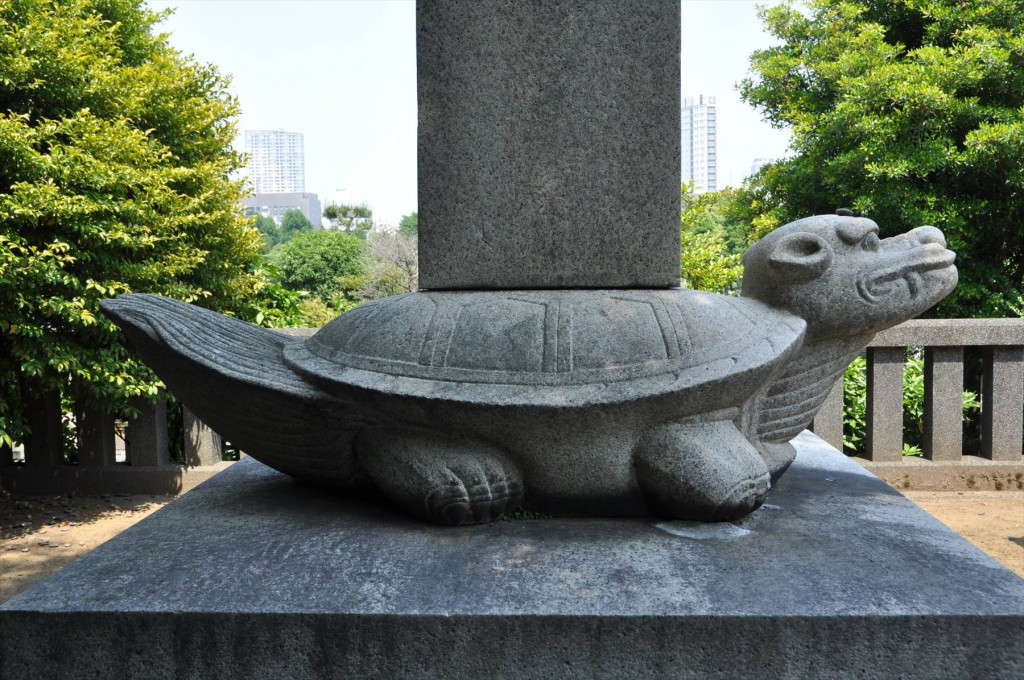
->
[148, 0, 791, 226]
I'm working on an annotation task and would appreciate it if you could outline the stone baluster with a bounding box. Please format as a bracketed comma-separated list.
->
[23, 390, 63, 467]
[864, 347, 904, 461]
[923, 346, 964, 461]
[981, 346, 1024, 461]
[810, 378, 844, 451]
[75, 402, 116, 467]
[126, 396, 171, 466]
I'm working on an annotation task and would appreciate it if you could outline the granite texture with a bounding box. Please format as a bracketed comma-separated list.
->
[2, 433, 1022, 679]
[923, 346, 964, 461]
[982, 346, 1024, 460]
[870, 317, 1024, 346]
[417, 0, 681, 289]
[742, 215, 959, 475]
[100, 214, 959, 525]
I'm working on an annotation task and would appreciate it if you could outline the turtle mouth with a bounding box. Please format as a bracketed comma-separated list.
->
[856, 246, 956, 304]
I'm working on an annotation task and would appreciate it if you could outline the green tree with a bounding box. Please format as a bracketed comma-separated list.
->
[252, 213, 282, 250]
[267, 229, 367, 311]
[279, 207, 313, 238]
[740, 0, 1024, 317]
[398, 211, 418, 236]
[679, 184, 744, 293]
[323, 202, 373, 239]
[0, 0, 297, 449]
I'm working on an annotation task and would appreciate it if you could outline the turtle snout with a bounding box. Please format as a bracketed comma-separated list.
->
[909, 225, 947, 248]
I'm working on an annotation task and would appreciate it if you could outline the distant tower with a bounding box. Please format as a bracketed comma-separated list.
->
[244, 130, 306, 193]
[681, 95, 717, 194]
[750, 157, 777, 177]
[241, 130, 320, 227]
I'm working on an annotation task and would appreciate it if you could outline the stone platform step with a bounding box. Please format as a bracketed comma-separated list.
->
[1, 432, 1022, 678]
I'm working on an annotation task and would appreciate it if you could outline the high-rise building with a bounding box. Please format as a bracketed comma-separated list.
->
[242, 130, 320, 226]
[681, 95, 717, 194]
[750, 157, 777, 177]
[244, 130, 306, 194]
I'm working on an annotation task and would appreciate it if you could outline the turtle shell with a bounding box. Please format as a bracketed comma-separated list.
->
[282, 289, 805, 407]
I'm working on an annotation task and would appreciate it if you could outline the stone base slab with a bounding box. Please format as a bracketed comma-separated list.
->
[2, 432, 1022, 679]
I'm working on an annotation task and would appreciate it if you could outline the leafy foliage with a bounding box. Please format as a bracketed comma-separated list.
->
[267, 229, 367, 312]
[398, 211, 418, 236]
[280, 207, 313, 237]
[323, 202, 373, 239]
[0, 0, 298, 448]
[740, 0, 1024, 317]
[679, 184, 744, 293]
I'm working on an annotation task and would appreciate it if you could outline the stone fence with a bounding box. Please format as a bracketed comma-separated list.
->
[2, 319, 1021, 495]
[812, 318, 1024, 489]
[0, 399, 229, 496]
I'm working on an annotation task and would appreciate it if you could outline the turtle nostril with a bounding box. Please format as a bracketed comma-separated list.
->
[912, 226, 946, 247]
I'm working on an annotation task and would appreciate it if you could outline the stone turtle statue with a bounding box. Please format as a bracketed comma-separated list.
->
[101, 213, 956, 524]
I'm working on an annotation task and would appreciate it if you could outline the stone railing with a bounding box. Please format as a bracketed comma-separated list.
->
[811, 318, 1024, 489]
[0, 328, 317, 496]
[0, 396, 229, 496]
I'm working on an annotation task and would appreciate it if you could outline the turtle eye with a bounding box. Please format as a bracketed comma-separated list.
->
[862, 232, 880, 251]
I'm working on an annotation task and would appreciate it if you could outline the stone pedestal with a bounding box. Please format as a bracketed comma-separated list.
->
[2, 432, 1021, 679]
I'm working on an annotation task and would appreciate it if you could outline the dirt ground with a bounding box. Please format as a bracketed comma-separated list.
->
[902, 490, 1024, 578]
[1, 488, 1022, 604]
[1, 491, 173, 603]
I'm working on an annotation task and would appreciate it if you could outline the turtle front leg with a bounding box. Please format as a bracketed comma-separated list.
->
[634, 420, 770, 522]
[356, 428, 523, 525]
[756, 440, 797, 483]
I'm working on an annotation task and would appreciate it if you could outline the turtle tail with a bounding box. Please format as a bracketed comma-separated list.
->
[100, 294, 366, 487]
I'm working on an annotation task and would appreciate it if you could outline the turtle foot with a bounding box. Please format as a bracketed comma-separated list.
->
[757, 440, 798, 483]
[634, 420, 770, 522]
[357, 429, 523, 525]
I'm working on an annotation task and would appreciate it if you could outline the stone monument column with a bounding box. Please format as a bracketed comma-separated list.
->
[417, 0, 680, 290]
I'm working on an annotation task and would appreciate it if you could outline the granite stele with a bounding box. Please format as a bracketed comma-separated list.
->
[101, 1, 957, 525]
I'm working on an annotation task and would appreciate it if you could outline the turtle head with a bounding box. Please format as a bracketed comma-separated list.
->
[741, 214, 957, 340]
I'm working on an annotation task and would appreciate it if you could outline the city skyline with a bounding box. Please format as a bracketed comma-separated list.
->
[150, 1, 791, 226]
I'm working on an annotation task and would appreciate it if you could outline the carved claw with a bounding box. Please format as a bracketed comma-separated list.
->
[357, 428, 523, 525]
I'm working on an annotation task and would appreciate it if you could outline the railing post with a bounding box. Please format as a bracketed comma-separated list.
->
[865, 347, 904, 462]
[183, 407, 222, 467]
[981, 346, 1024, 461]
[811, 377, 844, 451]
[75, 402, 116, 467]
[23, 390, 63, 467]
[126, 396, 171, 467]
[923, 346, 964, 461]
